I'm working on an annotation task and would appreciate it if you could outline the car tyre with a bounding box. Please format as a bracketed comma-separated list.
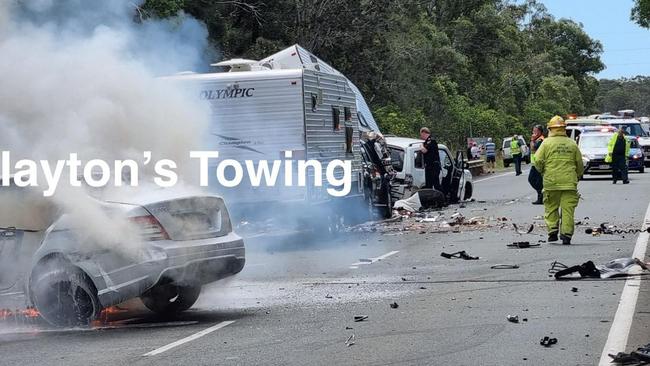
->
[640, 166, 645, 173]
[30, 262, 101, 327]
[141, 284, 202, 315]
[503, 160, 510, 168]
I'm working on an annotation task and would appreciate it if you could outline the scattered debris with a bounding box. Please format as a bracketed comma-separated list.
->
[513, 223, 534, 235]
[345, 326, 353, 330]
[585, 223, 650, 236]
[325, 294, 333, 299]
[506, 315, 519, 323]
[419, 286, 427, 290]
[441, 251, 479, 260]
[551, 258, 649, 280]
[608, 343, 650, 364]
[354, 315, 368, 322]
[540, 336, 558, 347]
[571, 287, 578, 293]
[491, 264, 520, 269]
[390, 302, 399, 309]
[507, 241, 540, 249]
[345, 334, 356, 347]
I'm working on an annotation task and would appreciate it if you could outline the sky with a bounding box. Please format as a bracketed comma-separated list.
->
[541, 0, 650, 80]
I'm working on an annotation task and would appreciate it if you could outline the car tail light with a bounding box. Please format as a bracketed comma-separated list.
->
[130, 215, 170, 241]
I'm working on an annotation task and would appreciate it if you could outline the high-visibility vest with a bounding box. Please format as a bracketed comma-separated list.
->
[510, 139, 521, 155]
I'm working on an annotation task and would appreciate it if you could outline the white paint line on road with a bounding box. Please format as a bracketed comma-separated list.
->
[0, 291, 23, 297]
[351, 250, 399, 266]
[474, 169, 529, 184]
[598, 203, 650, 366]
[143, 320, 235, 357]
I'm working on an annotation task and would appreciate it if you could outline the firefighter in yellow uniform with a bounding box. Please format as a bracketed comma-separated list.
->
[533, 116, 584, 245]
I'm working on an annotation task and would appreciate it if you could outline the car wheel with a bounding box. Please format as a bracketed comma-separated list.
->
[525, 156, 531, 164]
[503, 161, 510, 168]
[30, 261, 101, 327]
[141, 284, 201, 315]
[640, 166, 645, 173]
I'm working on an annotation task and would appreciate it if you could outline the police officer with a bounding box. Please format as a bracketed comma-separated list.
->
[533, 116, 584, 245]
[510, 134, 523, 176]
[606, 129, 630, 184]
[419, 127, 442, 191]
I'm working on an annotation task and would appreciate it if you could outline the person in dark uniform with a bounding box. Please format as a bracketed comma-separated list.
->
[419, 127, 442, 191]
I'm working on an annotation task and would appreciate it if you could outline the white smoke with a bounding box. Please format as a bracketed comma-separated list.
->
[0, 1, 214, 242]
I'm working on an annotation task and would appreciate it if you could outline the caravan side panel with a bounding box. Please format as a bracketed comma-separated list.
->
[302, 70, 363, 201]
[193, 71, 308, 203]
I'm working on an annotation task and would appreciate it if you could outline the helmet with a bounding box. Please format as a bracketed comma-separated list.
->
[547, 115, 566, 129]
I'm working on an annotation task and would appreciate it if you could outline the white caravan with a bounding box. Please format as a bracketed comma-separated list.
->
[166, 45, 380, 223]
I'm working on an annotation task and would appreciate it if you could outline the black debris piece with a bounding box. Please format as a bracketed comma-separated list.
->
[441, 251, 479, 260]
[325, 294, 333, 299]
[571, 287, 578, 293]
[513, 223, 535, 235]
[506, 315, 519, 323]
[491, 264, 520, 269]
[390, 302, 399, 309]
[507, 241, 540, 249]
[540, 336, 558, 347]
[345, 334, 355, 347]
[354, 315, 368, 322]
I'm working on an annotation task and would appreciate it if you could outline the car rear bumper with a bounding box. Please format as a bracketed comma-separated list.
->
[87, 233, 245, 307]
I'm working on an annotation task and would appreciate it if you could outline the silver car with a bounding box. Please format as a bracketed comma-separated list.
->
[23, 190, 245, 327]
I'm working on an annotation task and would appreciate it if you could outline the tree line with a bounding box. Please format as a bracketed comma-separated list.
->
[142, 0, 612, 149]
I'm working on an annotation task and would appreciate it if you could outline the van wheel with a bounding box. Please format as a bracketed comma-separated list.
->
[31, 262, 101, 327]
[141, 284, 201, 315]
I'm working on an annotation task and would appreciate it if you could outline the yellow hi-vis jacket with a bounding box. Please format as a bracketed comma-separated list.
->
[533, 128, 583, 191]
[605, 134, 630, 163]
[510, 138, 521, 155]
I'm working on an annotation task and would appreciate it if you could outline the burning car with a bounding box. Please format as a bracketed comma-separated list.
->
[3, 186, 245, 327]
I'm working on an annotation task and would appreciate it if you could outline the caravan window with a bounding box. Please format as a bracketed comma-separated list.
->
[345, 127, 353, 153]
[311, 94, 318, 112]
[344, 107, 352, 122]
[332, 107, 340, 130]
[310, 55, 321, 71]
[358, 113, 369, 128]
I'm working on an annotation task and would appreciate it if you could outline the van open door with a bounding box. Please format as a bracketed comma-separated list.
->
[448, 151, 466, 204]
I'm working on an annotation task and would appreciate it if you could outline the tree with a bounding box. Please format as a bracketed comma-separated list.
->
[632, 0, 650, 28]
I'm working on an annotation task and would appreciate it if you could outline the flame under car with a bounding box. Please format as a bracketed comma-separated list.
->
[25, 192, 245, 327]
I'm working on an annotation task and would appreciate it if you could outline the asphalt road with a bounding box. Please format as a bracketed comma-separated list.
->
[1, 164, 649, 366]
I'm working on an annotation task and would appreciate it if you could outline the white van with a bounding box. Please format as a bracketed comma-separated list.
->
[501, 136, 530, 167]
[385, 137, 473, 203]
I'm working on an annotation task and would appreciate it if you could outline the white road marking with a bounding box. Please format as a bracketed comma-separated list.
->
[474, 169, 529, 183]
[351, 250, 399, 266]
[143, 320, 235, 356]
[598, 203, 650, 365]
[0, 291, 23, 297]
